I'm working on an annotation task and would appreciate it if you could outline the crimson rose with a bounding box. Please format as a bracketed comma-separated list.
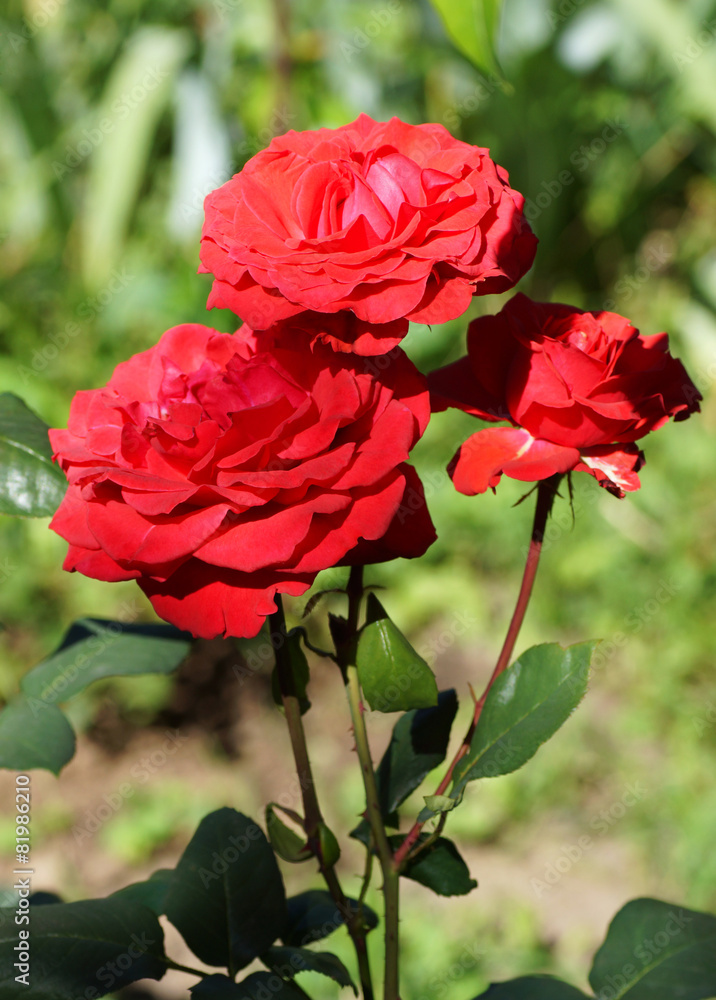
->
[199, 114, 537, 355]
[50, 321, 435, 639]
[429, 294, 701, 497]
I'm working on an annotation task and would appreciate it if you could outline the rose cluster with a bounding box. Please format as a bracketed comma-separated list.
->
[50, 114, 699, 637]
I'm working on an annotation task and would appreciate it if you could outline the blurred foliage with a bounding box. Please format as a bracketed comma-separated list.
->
[1, 0, 716, 994]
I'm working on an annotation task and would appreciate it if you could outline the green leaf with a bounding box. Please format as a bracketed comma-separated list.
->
[112, 869, 173, 915]
[350, 689, 459, 841]
[589, 897, 716, 999]
[452, 642, 596, 795]
[164, 808, 287, 971]
[192, 973, 307, 998]
[191, 976, 246, 998]
[80, 27, 191, 288]
[0, 621, 188, 775]
[328, 612, 352, 656]
[0, 896, 167, 998]
[473, 975, 590, 998]
[237, 974, 307, 999]
[283, 890, 378, 947]
[393, 836, 477, 897]
[428, 0, 504, 77]
[349, 819, 374, 848]
[356, 594, 438, 713]
[271, 629, 311, 715]
[265, 803, 312, 864]
[375, 689, 458, 816]
[263, 944, 357, 992]
[423, 794, 458, 814]
[0, 393, 66, 517]
[29, 892, 63, 906]
[0, 695, 75, 774]
[21, 618, 191, 706]
[317, 821, 341, 868]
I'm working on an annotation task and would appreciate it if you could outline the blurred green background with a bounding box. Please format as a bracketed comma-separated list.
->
[1, 0, 716, 996]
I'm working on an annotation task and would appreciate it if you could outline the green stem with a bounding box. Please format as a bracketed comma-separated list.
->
[270, 596, 321, 835]
[323, 864, 374, 1000]
[358, 832, 375, 906]
[393, 475, 562, 869]
[337, 567, 399, 999]
[383, 868, 400, 999]
[269, 595, 374, 1000]
[346, 661, 400, 1000]
[345, 563, 364, 635]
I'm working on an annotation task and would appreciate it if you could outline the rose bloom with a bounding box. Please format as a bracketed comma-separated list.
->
[199, 114, 537, 354]
[50, 321, 435, 639]
[429, 294, 701, 497]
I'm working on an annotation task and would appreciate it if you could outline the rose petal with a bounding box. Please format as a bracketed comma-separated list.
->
[140, 561, 314, 639]
[574, 444, 644, 497]
[450, 427, 580, 495]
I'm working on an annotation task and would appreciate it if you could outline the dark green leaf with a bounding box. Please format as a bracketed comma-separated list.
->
[191, 976, 246, 998]
[589, 897, 716, 999]
[473, 975, 590, 998]
[238, 974, 307, 999]
[263, 944, 357, 992]
[192, 973, 307, 999]
[0, 695, 75, 774]
[271, 630, 311, 715]
[266, 804, 312, 863]
[328, 613, 352, 655]
[0, 897, 166, 998]
[393, 836, 477, 897]
[21, 618, 191, 706]
[0, 393, 66, 517]
[376, 689, 458, 817]
[164, 808, 287, 971]
[428, 0, 504, 77]
[283, 890, 378, 947]
[29, 892, 63, 905]
[452, 642, 596, 795]
[112, 869, 173, 915]
[356, 595, 438, 713]
[349, 819, 373, 847]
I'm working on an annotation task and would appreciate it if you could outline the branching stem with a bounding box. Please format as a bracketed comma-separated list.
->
[393, 475, 561, 869]
[269, 595, 374, 1000]
[339, 566, 400, 1000]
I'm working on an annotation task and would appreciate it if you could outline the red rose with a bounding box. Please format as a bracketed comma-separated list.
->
[199, 114, 537, 355]
[429, 294, 701, 497]
[49, 321, 435, 639]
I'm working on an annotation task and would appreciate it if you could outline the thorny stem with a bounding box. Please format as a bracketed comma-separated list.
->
[270, 596, 321, 835]
[393, 475, 562, 869]
[269, 595, 374, 1000]
[358, 832, 375, 906]
[347, 663, 400, 1000]
[340, 567, 401, 1000]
